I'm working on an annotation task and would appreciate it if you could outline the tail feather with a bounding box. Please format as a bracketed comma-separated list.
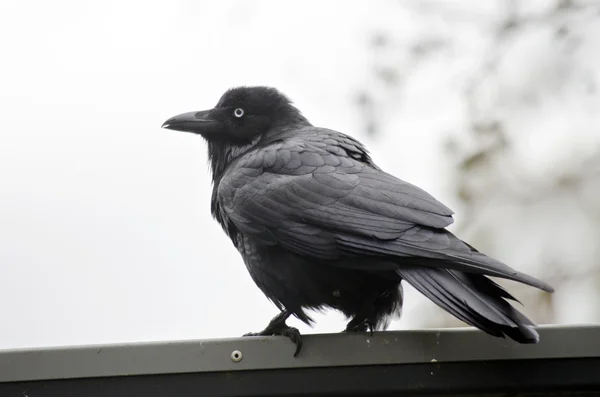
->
[397, 267, 540, 343]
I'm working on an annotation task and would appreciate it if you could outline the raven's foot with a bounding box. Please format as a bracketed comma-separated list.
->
[343, 319, 374, 335]
[243, 310, 303, 357]
[243, 326, 302, 357]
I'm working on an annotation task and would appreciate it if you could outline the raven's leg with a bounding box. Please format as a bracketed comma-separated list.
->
[343, 282, 401, 335]
[343, 317, 375, 335]
[243, 310, 302, 357]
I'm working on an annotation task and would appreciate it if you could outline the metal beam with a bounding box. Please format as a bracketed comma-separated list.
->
[1, 325, 599, 396]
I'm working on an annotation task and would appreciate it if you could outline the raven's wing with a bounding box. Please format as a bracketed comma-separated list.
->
[218, 132, 553, 292]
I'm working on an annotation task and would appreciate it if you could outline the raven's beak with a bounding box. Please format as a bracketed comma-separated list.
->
[161, 110, 219, 136]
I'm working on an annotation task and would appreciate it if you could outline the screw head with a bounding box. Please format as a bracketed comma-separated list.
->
[231, 350, 243, 362]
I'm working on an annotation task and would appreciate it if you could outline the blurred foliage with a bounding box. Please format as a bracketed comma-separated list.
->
[357, 0, 600, 328]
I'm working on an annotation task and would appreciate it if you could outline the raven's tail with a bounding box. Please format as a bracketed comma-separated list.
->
[396, 267, 540, 343]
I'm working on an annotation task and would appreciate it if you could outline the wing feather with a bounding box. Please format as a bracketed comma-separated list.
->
[218, 132, 553, 293]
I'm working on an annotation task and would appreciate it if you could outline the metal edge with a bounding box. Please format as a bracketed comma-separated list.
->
[0, 324, 598, 383]
[3, 357, 600, 397]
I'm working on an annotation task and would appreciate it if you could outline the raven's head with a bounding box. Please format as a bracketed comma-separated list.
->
[162, 86, 309, 144]
[162, 86, 310, 180]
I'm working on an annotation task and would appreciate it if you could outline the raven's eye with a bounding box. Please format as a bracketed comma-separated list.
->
[233, 108, 244, 118]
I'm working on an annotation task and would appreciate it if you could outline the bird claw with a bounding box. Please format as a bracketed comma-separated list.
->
[243, 325, 303, 357]
[280, 326, 302, 357]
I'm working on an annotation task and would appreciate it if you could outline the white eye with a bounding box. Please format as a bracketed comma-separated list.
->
[233, 108, 244, 118]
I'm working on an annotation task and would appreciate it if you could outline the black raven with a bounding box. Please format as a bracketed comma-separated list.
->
[162, 86, 554, 356]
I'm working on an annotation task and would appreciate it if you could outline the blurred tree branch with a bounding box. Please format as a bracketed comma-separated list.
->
[356, 0, 600, 329]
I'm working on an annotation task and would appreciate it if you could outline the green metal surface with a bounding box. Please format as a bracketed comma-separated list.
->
[0, 324, 598, 383]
